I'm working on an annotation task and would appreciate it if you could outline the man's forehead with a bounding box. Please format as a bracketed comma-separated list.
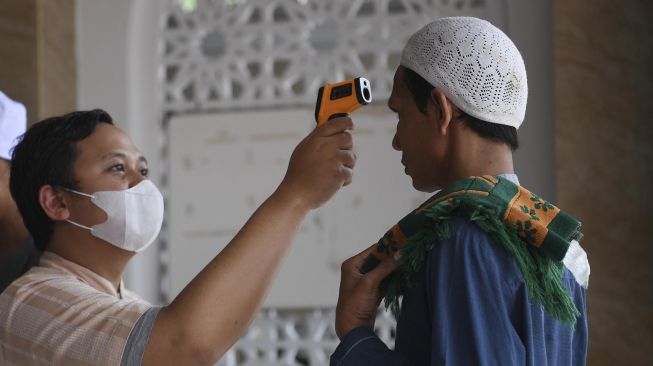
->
[392, 66, 404, 85]
[389, 66, 408, 103]
[75, 124, 144, 162]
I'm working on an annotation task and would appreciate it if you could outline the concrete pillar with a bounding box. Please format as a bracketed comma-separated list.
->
[0, 0, 76, 125]
[554, 1, 653, 364]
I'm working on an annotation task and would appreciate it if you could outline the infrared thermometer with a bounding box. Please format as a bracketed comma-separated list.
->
[314, 77, 372, 125]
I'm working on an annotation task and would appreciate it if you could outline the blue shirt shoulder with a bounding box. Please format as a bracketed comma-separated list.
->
[331, 217, 588, 366]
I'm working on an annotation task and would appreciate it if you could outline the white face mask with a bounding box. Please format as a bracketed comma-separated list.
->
[64, 180, 164, 252]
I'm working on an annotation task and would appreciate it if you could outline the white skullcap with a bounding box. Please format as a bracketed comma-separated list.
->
[401, 17, 528, 129]
[0, 91, 27, 160]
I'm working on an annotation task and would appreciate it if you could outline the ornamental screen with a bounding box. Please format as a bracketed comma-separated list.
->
[162, 0, 495, 112]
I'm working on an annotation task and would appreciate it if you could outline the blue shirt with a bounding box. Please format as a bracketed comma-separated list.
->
[331, 217, 588, 366]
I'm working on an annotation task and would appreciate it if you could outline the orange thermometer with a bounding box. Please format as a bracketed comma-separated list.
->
[315, 77, 372, 125]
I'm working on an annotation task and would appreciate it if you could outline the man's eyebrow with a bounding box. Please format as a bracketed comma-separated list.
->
[102, 152, 126, 160]
[102, 152, 148, 164]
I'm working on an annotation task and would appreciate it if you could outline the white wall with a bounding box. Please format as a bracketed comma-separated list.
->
[507, 0, 555, 201]
[77, 0, 164, 303]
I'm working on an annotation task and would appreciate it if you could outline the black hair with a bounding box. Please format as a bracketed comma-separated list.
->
[9, 109, 114, 251]
[402, 67, 519, 151]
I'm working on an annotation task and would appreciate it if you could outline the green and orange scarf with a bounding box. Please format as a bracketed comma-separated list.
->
[363, 175, 583, 325]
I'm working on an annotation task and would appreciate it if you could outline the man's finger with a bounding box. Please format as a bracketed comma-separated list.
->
[336, 130, 354, 150]
[364, 255, 397, 285]
[345, 244, 384, 271]
[353, 244, 382, 261]
[339, 150, 356, 169]
[316, 117, 354, 137]
[340, 166, 353, 187]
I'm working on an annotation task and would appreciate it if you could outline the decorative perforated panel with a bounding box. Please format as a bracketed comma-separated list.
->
[215, 308, 396, 366]
[160, 1, 496, 365]
[161, 0, 492, 113]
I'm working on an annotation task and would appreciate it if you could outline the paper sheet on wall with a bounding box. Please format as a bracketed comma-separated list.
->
[168, 108, 430, 307]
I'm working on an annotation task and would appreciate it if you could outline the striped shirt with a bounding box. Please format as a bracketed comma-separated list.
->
[0, 251, 153, 365]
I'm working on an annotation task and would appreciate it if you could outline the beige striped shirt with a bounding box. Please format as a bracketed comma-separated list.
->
[0, 251, 153, 365]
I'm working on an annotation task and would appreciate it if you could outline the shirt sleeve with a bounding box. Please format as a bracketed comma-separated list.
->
[330, 327, 411, 366]
[120, 306, 162, 366]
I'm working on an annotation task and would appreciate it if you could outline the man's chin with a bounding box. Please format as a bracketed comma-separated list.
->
[410, 179, 440, 193]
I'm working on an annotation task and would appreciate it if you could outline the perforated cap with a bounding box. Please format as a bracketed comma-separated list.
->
[401, 17, 528, 129]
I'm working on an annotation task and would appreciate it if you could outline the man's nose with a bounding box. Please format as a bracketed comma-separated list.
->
[392, 133, 401, 151]
[128, 170, 146, 188]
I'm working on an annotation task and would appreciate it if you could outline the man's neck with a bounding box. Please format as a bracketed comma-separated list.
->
[47, 225, 133, 290]
[443, 132, 515, 187]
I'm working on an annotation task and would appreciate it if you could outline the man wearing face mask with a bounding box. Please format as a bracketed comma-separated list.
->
[0, 109, 355, 365]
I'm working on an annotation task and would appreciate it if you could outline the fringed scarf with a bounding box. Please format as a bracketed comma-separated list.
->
[361, 175, 583, 325]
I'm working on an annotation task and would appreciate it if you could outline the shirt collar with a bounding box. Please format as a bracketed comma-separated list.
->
[498, 173, 519, 185]
[39, 251, 125, 299]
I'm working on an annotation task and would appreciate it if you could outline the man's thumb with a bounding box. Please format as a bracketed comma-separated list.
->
[366, 255, 397, 284]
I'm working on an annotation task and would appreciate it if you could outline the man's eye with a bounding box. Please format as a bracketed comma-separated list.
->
[111, 164, 125, 172]
[140, 168, 149, 177]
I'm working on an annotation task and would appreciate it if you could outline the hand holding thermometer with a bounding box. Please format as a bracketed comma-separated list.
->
[315, 77, 372, 125]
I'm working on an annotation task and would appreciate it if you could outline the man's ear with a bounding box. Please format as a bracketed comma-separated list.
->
[430, 89, 455, 135]
[39, 185, 70, 221]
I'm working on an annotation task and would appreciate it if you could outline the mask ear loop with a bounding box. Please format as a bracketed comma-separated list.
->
[59, 187, 95, 231]
[66, 219, 93, 231]
[61, 187, 95, 199]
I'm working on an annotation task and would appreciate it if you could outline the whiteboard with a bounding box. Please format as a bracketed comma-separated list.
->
[168, 107, 430, 307]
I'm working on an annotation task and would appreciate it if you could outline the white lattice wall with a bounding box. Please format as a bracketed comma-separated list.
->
[215, 308, 396, 366]
[161, 0, 493, 112]
[160, 0, 496, 364]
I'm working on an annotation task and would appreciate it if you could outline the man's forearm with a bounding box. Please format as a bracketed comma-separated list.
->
[143, 117, 354, 365]
[145, 189, 309, 364]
